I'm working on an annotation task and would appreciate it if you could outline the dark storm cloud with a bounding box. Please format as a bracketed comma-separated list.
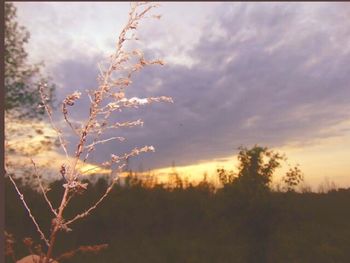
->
[51, 3, 350, 170]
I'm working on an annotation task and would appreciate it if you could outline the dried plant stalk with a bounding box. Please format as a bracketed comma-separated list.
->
[6, 2, 172, 263]
[31, 159, 58, 217]
[7, 173, 50, 247]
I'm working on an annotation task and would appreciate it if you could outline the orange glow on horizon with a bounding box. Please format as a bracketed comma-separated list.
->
[6, 116, 350, 189]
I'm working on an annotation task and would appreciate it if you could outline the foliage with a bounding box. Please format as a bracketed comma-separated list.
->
[235, 145, 285, 190]
[5, 2, 55, 119]
[282, 165, 304, 192]
[217, 167, 235, 186]
[218, 145, 287, 194]
[5, 3, 59, 190]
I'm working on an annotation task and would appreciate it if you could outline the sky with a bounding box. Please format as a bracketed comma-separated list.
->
[13, 2, 350, 189]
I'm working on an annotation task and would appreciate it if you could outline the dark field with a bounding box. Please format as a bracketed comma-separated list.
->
[5, 176, 350, 263]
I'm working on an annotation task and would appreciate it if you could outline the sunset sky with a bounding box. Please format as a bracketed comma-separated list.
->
[13, 2, 350, 189]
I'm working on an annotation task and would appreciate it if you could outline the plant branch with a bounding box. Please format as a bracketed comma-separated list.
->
[64, 178, 118, 226]
[30, 159, 58, 217]
[7, 173, 50, 247]
[39, 85, 69, 159]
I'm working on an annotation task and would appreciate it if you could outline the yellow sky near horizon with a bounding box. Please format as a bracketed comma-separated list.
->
[151, 135, 350, 190]
[145, 119, 350, 189]
[5, 116, 350, 190]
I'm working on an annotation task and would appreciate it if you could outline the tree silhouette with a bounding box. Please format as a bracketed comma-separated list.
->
[282, 165, 304, 192]
[5, 2, 55, 119]
[235, 145, 285, 192]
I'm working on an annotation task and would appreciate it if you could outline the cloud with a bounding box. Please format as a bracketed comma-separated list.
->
[36, 3, 350, 170]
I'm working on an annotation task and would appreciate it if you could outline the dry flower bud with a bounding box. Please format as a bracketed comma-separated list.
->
[132, 49, 143, 56]
[111, 154, 120, 163]
[113, 119, 144, 128]
[114, 78, 132, 86]
[150, 59, 165, 65]
[106, 102, 119, 110]
[128, 97, 149, 105]
[142, 145, 155, 152]
[148, 96, 174, 103]
[112, 92, 125, 100]
[130, 22, 138, 30]
[64, 91, 82, 106]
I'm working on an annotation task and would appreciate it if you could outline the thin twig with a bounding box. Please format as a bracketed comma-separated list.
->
[62, 105, 80, 136]
[7, 173, 50, 247]
[64, 179, 118, 226]
[110, 145, 155, 164]
[85, 136, 125, 149]
[62, 91, 82, 136]
[30, 159, 58, 217]
[39, 85, 69, 159]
